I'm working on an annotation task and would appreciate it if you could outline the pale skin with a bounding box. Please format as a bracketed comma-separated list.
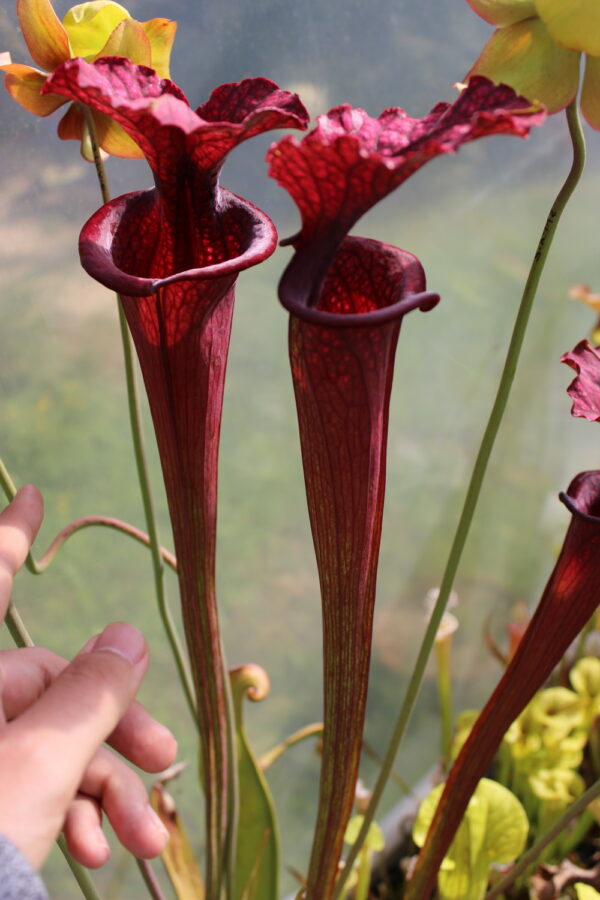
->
[0, 484, 178, 870]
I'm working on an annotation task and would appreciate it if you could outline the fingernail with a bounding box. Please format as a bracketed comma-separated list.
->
[95, 827, 110, 855]
[146, 804, 169, 845]
[93, 623, 146, 666]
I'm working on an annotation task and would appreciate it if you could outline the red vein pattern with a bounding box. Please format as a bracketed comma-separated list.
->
[562, 339, 600, 422]
[288, 239, 437, 899]
[406, 471, 600, 900]
[46, 57, 308, 899]
[268, 78, 544, 899]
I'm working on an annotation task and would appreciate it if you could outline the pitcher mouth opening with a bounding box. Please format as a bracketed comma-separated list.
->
[79, 187, 278, 298]
[560, 470, 600, 522]
[279, 235, 440, 329]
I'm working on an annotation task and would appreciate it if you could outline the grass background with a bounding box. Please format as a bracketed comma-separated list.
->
[2, 0, 600, 896]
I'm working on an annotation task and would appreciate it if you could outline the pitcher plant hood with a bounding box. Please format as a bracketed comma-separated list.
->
[46, 55, 308, 897]
[267, 75, 543, 900]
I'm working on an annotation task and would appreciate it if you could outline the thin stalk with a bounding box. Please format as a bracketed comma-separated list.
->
[34, 515, 177, 573]
[5, 601, 34, 649]
[354, 849, 372, 900]
[82, 108, 196, 724]
[435, 639, 453, 770]
[225, 658, 239, 900]
[58, 836, 103, 900]
[334, 100, 586, 899]
[484, 778, 600, 900]
[135, 858, 168, 900]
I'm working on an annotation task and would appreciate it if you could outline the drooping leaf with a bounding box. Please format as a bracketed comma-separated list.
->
[535, 0, 600, 56]
[151, 781, 205, 900]
[1, 63, 66, 116]
[4, 1, 177, 158]
[17, 0, 70, 71]
[582, 54, 600, 130]
[465, 0, 536, 27]
[466, 18, 579, 114]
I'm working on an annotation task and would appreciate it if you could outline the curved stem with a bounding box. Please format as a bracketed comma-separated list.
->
[334, 100, 586, 899]
[484, 778, 600, 900]
[35, 515, 177, 572]
[0, 459, 177, 575]
[82, 109, 197, 724]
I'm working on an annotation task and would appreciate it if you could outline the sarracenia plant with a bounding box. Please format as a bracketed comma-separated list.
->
[3, 1, 600, 899]
[268, 79, 543, 898]
[45, 55, 307, 900]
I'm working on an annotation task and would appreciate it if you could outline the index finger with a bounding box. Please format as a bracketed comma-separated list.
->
[0, 486, 43, 617]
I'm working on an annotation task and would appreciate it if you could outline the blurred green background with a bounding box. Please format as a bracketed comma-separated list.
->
[1, 0, 600, 896]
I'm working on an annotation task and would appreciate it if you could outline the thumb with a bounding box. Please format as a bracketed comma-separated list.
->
[3, 623, 148, 866]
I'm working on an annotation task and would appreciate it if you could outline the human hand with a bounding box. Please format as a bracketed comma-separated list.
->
[0, 485, 177, 869]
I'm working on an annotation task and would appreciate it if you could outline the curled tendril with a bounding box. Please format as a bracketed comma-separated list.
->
[230, 665, 271, 705]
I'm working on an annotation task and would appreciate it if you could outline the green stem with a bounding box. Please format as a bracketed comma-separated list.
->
[225, 658, 239, 900]
[334, 99, 586, 900]
[5, 601, 34, 649]
[435, 639, 453, 770]
[57, 836, 103, 900]
[354, 849, 372, 900]
[82, 108, 197, 725]
[484, 779, 600, 900]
